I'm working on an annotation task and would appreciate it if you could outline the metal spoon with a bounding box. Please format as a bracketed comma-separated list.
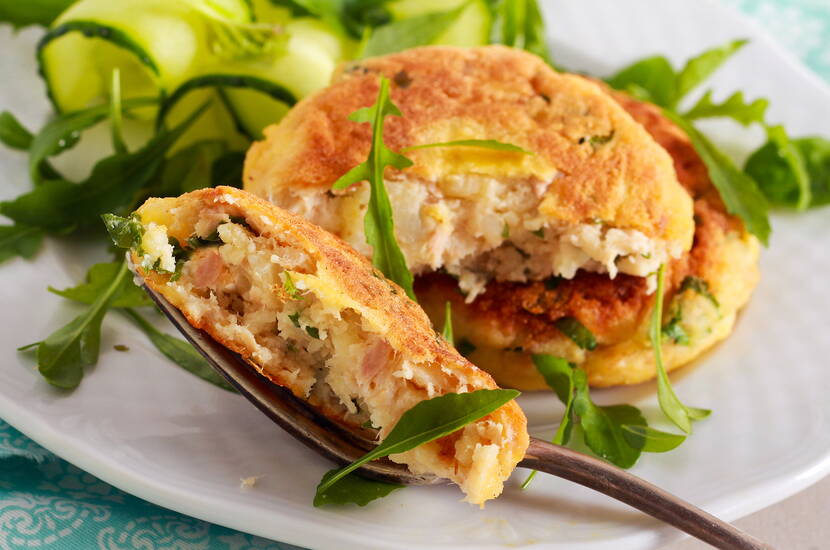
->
[144, 285, 773, 550]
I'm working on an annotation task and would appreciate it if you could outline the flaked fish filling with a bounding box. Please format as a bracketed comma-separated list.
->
[264, 173, 678, 301]
[137, 210, 515, 503]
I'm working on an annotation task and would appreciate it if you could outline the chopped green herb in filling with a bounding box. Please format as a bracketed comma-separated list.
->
[283, 272, 302, 300]
[555, 317, 597, 350]
[662, 308, 689, 345]
[679, 276, 719, 308]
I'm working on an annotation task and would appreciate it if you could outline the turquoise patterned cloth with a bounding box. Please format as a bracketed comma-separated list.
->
[2, 1, 829, 548]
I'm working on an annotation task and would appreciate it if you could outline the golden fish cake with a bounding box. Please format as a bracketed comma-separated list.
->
[126, 186, 528, 504]
[244, 45, 694, 301]
[415, 91, 760, 388]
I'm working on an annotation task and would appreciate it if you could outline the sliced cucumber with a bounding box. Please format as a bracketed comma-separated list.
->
[38, 0, 258, 114]
[172, 18, 350, 139]
[249, 0, 294, 24]
[158, 74, 295, 140]
[182, 0, 254, 22]
[264, 18, 354, 98]
[160, 86, 250, 152]
[388, 0, 492, 47]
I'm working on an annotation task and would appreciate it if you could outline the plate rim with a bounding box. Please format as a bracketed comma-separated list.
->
[2, 1, 830, 548]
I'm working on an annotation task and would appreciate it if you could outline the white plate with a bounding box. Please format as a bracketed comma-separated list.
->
[2, 1, 830, 549]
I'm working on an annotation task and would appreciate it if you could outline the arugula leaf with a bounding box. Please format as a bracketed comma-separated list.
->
[0, 0, 74, 29]
[572, 368, 646, 468]
[313, 469, 404, 507]
[2, 102, 208, 232]
[554, 317, 596, 350]
[606, 56, 677, 108]
[402, 139, 532, 154]
[650, 265, 710, 433]
[0, 225, 44, 264]
[441, 301, 454, 343]
[744, 127, 824, 211]
[331, 77, 416, 299]
[123, 308, 236, 392]
[607, 40, 747, 109]
[35, 261, 128, 389]
[764, 125, 811, 211]
[684, 90, 768, 126]
[315, 388, 519, 500]
[211, 151, 246, 188]
[674, 39, 747, 104]
[49, 262, 152, 309]
[28, 97, 156, 185]
[521, 354, 575, 488]
[621, 424, 686, 453]
[663, 110, 770, 245]
[0, 111, 34, 150]
[525, 354, 647, 477]
[488, 0, 552, 65]
[361, 5, 467, 58]
[154, 140, 230, 197]
[795, 138, 830, 207]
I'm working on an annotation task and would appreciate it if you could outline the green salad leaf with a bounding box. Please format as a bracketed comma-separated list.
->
[554, 317, 596, 350]
[684, 90, 768, 126]
[402, 139, 532, 154]
[574, 381, 646, 469]
[521, 354, 575, 488]
[442, 301, 454, 343]
[606, 56, 677, 107]
[673, 39, 747, 103]
[664, 111, 771, 245]
[313, 470, 404, 507]
[523, 354, 647, 484]
[362, 4, 467, 58]
[745, 130, 830, 211]
[211, 151, 246, 188]
[488, 0, 552, 65]
[609, 40, 747, 109]
[155, 140, 231, 197]
[48, 260, 236, 391]
[0, 111, 34, 150]
[650, 265, 711, 433]
[1, 102, 208, 232]
[331, 77, 415, 299]
[123, 308, 236, 392]
[315, 388, 519, 502]
[35, 261, 129, 389]
[49, 262, 152, 309]
[27, 96, 156, 185]
[621, 424, 686, 453]
[0, 225, 44, 264]
[0, 0, 74, 29]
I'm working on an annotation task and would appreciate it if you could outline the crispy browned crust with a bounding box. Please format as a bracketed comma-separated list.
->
[133, 186, 528, 461]
[416, 92, 760, 388]
[244, 45, 693, 248]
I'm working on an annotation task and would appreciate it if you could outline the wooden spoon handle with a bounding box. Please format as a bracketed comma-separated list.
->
[519, 438, 775, 550]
